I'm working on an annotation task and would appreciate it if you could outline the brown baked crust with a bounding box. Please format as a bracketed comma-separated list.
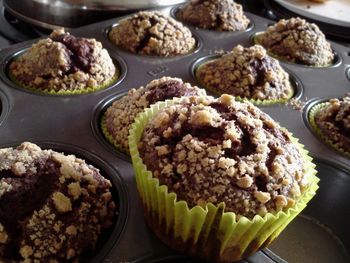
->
[105, 77, 206, 152]
[9, 29, 116, 92]
[256, 17, 334, 66]
[138, 95, 309, 219]
[108, 11, 196, 56]
[0, 142, 116, 262]
[314, 97, 350, 152]
[178, 0, 250, 31]
[196, 45, 293, 100]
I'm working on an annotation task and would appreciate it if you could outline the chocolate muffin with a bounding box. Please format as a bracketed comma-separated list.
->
[108, 11, 196, 57]
[178, 0, 250, 31]
[314, 97, 350, 153]
[104, 77, 206, 153]
[255, 17, 334, 66]
[0, 142, 116, 262]
[9, 29, 117, 93]
[196, 45, 293, 101]
[138, 95, 309, 218]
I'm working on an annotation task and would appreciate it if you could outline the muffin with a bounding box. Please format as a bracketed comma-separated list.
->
[108, 11, 196, 56]
[9, 28, 117, 94]
[311, 97, 350, 155]
[255, 17, 334, 66]
[0, 142, 116, 262]
[178, 0, 250, 31]
[103, 77, 206, 153]
[196, 45, 293, 102]
[129, 95, 319, 262]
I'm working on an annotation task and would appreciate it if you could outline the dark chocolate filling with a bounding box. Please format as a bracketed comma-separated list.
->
[51, 33, 95, 74]
[146, 80, 197, 105]
[0, 158, 60, 260]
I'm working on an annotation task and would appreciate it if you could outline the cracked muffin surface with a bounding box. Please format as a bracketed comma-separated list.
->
[314, 97, 350, 153]
[178, 0, 250, 31]
[9, 29, 116, 92]
[108, 11, 196, 56]
[196, 45, 293, 101]
[0, 142, 116, 262]
[138, 95, 310, 219]
[104, 77, 206, 152]
[256, 17, 334, 66]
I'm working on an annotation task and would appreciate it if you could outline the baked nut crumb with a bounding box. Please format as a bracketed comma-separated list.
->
[139, 95, 309, 218]
[196, 45, 293, 101]
[109, 11, 196, 56]
[256, 17, 334, 66]
[9, 29, 116, 92]
[178, 0, 250, 31]
[314, 97, 350, 153]
[105, 76, 206, 152]
[0, 142, 116, 262]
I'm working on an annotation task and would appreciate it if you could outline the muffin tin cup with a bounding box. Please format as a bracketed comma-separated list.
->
[0, 88, 9, 126]
[0, 5, 349, 263]
[191, 54, 303, 105]
[0, 47, 127, 96]
[0, 141, 129, 263]
[305, 98, 350, 158]
[252, 32, 343, 68]
[128, 97, 319, 262]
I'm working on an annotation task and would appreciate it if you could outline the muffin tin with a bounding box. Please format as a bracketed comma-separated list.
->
[0, 5, 349, 263]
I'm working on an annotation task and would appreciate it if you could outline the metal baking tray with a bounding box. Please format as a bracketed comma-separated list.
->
[0, 4, 349, 263]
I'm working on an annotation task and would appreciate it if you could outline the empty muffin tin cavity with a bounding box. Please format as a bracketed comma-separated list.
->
[91, 91, 131, 162]
[270, 159, 350, 263]
[191, 54, 303, 103]
[0, 141, 129, 263]
[170, 6, 254, 33]
[105, 23, 203, 58]
[252, 32, 342, 68]
[0, 48, 127, 96]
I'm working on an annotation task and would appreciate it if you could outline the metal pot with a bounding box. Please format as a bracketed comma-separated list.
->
[4, 0, 187, 29]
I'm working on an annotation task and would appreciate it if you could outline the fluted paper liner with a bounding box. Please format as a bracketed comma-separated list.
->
[9, 72, 118, 96]
[309, 102, 350, 157]
[101, 113, 129, 155]
[129, 98, 319, 262]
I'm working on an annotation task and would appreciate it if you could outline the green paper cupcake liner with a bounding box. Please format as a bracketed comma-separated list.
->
[309, 102, 350, 157]
[9, 72, 118, 96]
[195, 64, 294, 106]
[101, 113, 129, 155]
[129, 97, 319, 262]
[253, 33, 334, 68]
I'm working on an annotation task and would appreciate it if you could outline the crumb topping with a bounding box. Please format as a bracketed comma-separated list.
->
[9, 29, 116, 92]
[178, 0, 250, 31]
[314, 97, 350, 152]
[196, 45, 293, 100]
[138, 95, 309, 218]
[0, 142, 116, 262]
[109, 11, 196, 56]
[105, 76, 206, 152]
[256, 17, 334, 66]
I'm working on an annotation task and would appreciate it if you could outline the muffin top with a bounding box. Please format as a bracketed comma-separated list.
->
[256, 17, 334, 66]
[9, 29, 116, 92]
[196, 45, 293, 101]
[178, 0, 250, 31]
[314, 97, 350, 151]
[0, 142, 115, 262]
[108, 11, 196, 56]
[105, 77, 206, 152]
[138, 95, 309, 218]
